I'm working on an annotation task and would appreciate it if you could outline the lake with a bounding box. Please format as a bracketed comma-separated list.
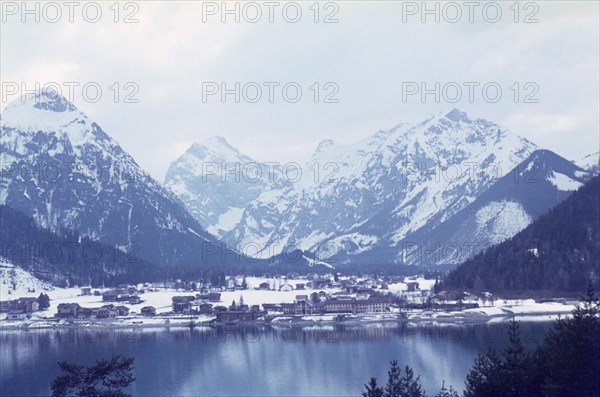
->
[0, 321, 553, 396]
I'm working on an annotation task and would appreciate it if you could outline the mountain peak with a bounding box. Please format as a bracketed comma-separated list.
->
[186, 136, 252, 164]
[3, 88, 78, 114]
[316, 139, 336, 152]
[1, 88, 85, 133]
[444, 108, 469, 122]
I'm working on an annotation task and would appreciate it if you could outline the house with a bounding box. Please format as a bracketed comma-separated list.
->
[96, 305, 118, 319]
[141, 306, 156, 316]
[80, 287, 92, 296]
[354, 297, 392, 313]
[7, 310, 27, 320]
[281, 301, 319, 315]
[196, 293, 221, 302]
[77, 308, 93, 319]
[128, 296, 142, 305]
[198, 303, 214, 314]
[323, 299, 355, 314]
[295, 295, 308, 302]
[406, 282, 420, 292]
[0, 300, 16, 312]
[12, 297, 39, 312]
[279, 284, 293, 292]
[309, 279, 331, 289]
[258, 282, 270, 290]
[56, 303, 81, 319]
[172, 296, 195, 314]
[281, 303, 296, 315]
[116, 306, 130, 316]
[295, 300, 318, 315]
[226, 279, 235, 290]
[321, 297, 392, 314]
[295, 283, 305, 290]
[102, 290, 119, 302]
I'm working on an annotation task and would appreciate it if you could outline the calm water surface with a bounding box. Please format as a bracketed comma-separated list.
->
[0, 321, 553, 397]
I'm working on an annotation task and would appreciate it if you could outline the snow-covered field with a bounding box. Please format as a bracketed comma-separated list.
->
[0, 257, 55, 299]
[0, 267, 579, 330]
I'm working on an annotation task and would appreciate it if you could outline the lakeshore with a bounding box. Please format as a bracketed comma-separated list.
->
[1, 275, 578, 332]
[0, 301, 575, 331]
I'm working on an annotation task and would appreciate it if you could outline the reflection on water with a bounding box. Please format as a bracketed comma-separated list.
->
[0, 322, 552, 397]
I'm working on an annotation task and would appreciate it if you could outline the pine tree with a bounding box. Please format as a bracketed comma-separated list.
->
[536, 279, 600, 397]
[363, 377, 384, 397]
[400, 366, 425, 397]
[51, 355, 135, 397]
[383, 360, 401, 397]
[463, 349, 503, 397]
[37, 293, 50, 310]
[501, 318, 530, 396]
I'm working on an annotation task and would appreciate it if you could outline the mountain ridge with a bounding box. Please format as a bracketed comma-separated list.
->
[166, 109, 567, 267]
[0, 90, 238, 269]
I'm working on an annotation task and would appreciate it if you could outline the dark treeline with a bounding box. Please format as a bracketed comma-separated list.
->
[442, 176, 600, 296]
[362, 281, 600, 397]
[0, 205, 335, 287]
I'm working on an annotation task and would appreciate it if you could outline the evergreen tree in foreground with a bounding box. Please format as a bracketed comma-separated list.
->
[399, 366, 425, 397]
[363, 377, 384, 397]
[51, 355, 135, 397]
[463, 348, 503, 397]
[383, 360, 402, 397]
[535, 279, 600, 397]
[501, 318, 532, 396]
[363, 360, 426, 397]
[363, 281, 599, 397]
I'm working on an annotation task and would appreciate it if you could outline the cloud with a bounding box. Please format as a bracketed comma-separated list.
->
[1, 1, 598, 180]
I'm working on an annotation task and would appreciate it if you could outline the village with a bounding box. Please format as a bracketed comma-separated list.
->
[0, 274, 576, 328]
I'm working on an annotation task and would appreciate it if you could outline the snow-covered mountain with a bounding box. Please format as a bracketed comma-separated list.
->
[164, 137, 281, 238]
[169, 109, 565, 266]
[0, 90, 236, 268]
[385, 149, 592, 266]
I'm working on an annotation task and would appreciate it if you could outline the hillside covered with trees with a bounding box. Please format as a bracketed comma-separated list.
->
[442, 176, 599, 296]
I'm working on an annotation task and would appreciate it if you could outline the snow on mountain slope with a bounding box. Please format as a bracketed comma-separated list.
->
[240, 110, 537, 261]
[0, 90, 237, 268]
[167, 109, 539, 264]
[164, 137, 280, 238]
[548, 171, 583, 191]
[387, 149, 593, 266]
[474, 200, 532, 245]
[0, 257, 54, 299]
